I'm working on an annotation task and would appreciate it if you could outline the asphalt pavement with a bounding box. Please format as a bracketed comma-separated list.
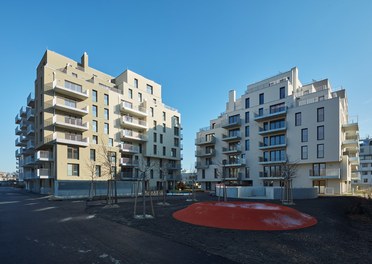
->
[0, 187, 236, 264]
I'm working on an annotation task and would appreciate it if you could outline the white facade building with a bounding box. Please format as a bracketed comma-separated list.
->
[195, 67, 359, 195]
[355, 138, 372, 189]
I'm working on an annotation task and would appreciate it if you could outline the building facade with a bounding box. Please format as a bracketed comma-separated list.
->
[15, 50, 182, 196]
[195, 67, 359, 195]
[354, 138, 372, 189]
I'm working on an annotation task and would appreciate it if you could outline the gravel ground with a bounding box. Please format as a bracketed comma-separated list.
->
[86, 192, 372, 264]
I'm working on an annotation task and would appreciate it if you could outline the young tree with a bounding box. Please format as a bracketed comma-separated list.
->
[213, 160, 227, 202]
[85, 159, 97, 200]
[280, 157, 299, 205]
[99, 139, 118, 205]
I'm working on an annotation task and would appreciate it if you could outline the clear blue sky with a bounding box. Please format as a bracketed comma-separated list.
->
[1, 0, 372, 173]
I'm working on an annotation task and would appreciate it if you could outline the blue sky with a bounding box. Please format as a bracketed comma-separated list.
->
[1, 0, 372, 173]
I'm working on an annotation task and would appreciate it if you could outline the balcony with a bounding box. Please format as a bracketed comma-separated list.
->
[46, 132, 89, 147]
[15, 114, 21, 124]
[47, 115, 89, 132]
[35, 150, 53, 162]
[259, 171, 283, 180]
[195, 149, 216, 157]
[37, 168, 53, 179]
[349, 156, 360, 165]
[121, 116, 147, 130]
[223, 159, 246, 167]
[20, 119, 28, 130]
[53, 79, 89, 100]
[49, 97, 89, 116]
[221, 118, 241, 129]
[258, 157, 286, 165]
[342, 116, 358, 132]
[15, 148, 26, 157]
[351, 171, 361, 181]
[27, 124, 35, 135]
[15, 126, 22, 135]
[120, 157, 139, 167]
[222, 132, 241, 142]
[309, 168, 341, 179]
[24, 156, 35, 167]
[27, 92, 35, 107]
[27, 140, 35, 150]
[19, 106, 27, 117]
[195, 136, 216, 145]
[342, 135, 359, 152]
[222, 146, 242, 154]
[120, 143, 139, 154]
[26, 108, 35, 121]
[258, 141, 287, 150]
[15, 137, 27, 147]
[121, 130, 147, 142]
[254, 106, 287, 122]
[120, 101, 147, 117]
[167, 164, 182, 170]
[258, 124, 287, 135]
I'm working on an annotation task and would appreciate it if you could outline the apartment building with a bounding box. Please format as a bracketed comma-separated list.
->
[15, 50, 182, 196]
[195, 67, 359, 195]
[354, 137, 372, 189]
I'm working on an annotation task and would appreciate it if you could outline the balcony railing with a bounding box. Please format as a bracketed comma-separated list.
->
[223, 159, 246, 167]
[27, 124, 35, 135]
[53, 79, 89, 100]
[121, 130, 147, 141]
[37, 168, 53, 179]
[15, 114, 21, 124]
[254, 106, 287, 121]
[259, 141, 286, 150]
[48, 115, 88, 132]
[26, 108, 35, 121]
[221, 118, 241, 128]
[27, 92, 35, 107]
[121, 116, 147, 130]
[309, 168, 340, 179]
[222, 132, 241, 141]
[49, 97, 89, 116]
[195, 149, 216, 157]
[15, 126, 22, 135]
[259, 172, 283, 179]
[35, 150, 53, 161]
[195, 136, 216, 145]
[258, 156, 286, 164]
[120, 143, 139, 154]
[166, 164, 182, 170]
[120, 158, 139, 167]
[120, 101, 147, 117]
[19, 106, 27, 117]
[46, 132, 89, 147]
[222, 146, 242, 154]
[258, 124, 287, 135]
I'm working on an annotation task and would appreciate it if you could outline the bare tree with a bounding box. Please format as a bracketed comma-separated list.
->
[99, 139, 118, 205]
[214, 160, 227, 202]
[280, 157, 299, 205]
[186, 169, 198, 202]
[157, 161, 170, 206]
[85, 159, 97, 200]
[133, 156, 156, 218]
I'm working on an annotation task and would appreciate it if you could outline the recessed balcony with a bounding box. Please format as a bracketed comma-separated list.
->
[254, 106, 287, 122]
[309, 169, 340, 179]
[195, 136, 216, 145]
[195, 149, 216, 157]
[121, 116, 147, 130]
[27, 93, 35, 107]
[120, 143, 139, 154]
[121, 130, 147, 142]
[53, 79, 89, 100]
[47, 115, 89, 132]
[46, 132, 89, 147]
[258, 157, 286, 165]
[35, 150, 54, 162]
[37, 168, 54, 179]
[120, 101, 147, 117]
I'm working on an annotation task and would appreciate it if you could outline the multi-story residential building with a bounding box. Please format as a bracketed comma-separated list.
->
[355, 137, 372, 189]
[15, 50, 182, 196]
[195, 67, 359, 195]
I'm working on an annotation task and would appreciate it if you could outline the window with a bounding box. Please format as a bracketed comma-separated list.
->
[245, 112, 249, 123]
[92, 120, 98, 132]
[128, 88, 133, 99]
[174, 126, 180, 136]
[163, 146, 166, 156]
[245, 168, 250, 179]
[295, 112, 301, 126]
[92, 105, 98, 117]
[317, 144, 324, 158]
[245, 98, 250, 108]
[153, 132, 157, 143]
[153, 98, 157, 104]
[317, 107, 324, 122]
[153, 144, 157, 155]
[259, 93, 264, 105]
[228, 129, 240, 137]
[279, 87, 285, 99]
[301, 128, 308, 142]
[90, 149, 96, 161]
[171, 148, 177, 157]
[160, 134, 163, 144]
[104, 123, 109, 134]
[229, 114, 239, 124]
[364, 178, 368, 183]
[72, 72, 78, 78]
[64, 80, 82, 93]
[312, 163, 326, 176]
[317, 126, 324, 140]
[202, 169, 205, 179]
[104, 109, 109, 120]
[163, 123, 166, 133]
[92, 90, 97, 102]
[245, 126, 250, 137]
[138, 92, 142, 102]
[150, 169, 154, 179]
[174, 137, 179, 147]
[67, 164, 79, 176]
[153, 120, 157, 129]
[245, 139, 250, 151]
[258, 108, 263, 116]
[95, 165, 101, 177]
[104, 94, 109, 105]
[150, 107, 154, 117]
[93, 135, 98, 144]
[67, 146, 79, 159]
[134, 78, 138, 88]
[214, 168, 219, 179]
[109, 138, 113, 147]
[162, 112, 166, 121]
[301, 146, 308, 160]
[147, 84, 153, 94]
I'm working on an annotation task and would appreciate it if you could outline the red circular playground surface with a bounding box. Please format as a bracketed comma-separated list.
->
[173, 201, 317, 231]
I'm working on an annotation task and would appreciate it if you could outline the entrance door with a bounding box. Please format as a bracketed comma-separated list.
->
[313, 180, 326, 194]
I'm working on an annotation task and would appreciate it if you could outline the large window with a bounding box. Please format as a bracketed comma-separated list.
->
[317, 144, 324, 158]
[317, 107, 324, 122]
[229, 114, 240, 124]
[64, 80, 82, 93]
[301, 128, 308, 142]
[317, 126, 324, 140]
[301, 146, 308, 160]
[92, 90, 97, 102]
[67, 164, 79, 176]
[295, 112, 301, 126]
[67, 146, 79, 159]
[312, 163, 326, 176]
[259, 93, 264, 105]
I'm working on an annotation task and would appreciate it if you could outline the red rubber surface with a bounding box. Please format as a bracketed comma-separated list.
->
[173, 201, 317, 231]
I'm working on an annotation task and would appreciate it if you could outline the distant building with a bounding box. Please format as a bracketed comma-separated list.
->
[15, 50, 182, 196]
[195, 67, 359, 195]
[355, 137, 372, 189]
